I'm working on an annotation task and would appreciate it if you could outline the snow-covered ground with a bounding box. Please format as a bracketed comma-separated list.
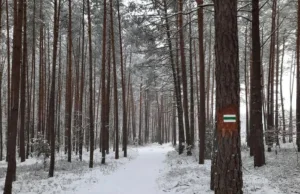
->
[0, 147, 139, 194]
[0, 143, 299, 194]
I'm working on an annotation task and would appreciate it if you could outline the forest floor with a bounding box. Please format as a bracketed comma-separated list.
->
[0, 142, 299, 194]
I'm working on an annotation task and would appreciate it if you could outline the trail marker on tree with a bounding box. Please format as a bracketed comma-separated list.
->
[223, 114, 236, 123]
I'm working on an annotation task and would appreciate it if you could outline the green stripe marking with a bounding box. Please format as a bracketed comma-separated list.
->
[223, 115, 236, 122]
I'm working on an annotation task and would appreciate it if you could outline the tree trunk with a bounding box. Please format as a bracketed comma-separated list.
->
[267, 0, 277, 152]
[189, 4, 195, 148]
[275, 7, 280, 146]
[5, 0, 10, 162]
[116, 0, 127, 157]
[178, 0, 191, 155]
[138, 82, 142, 145]
[196, 0, 206, 163]
[100, 0, 108, 163]
[48, 0, 61, 177]
[296, 0, 300, 151]
[281, 35, 286, 143]
[251, 0, 265, 167]
[289, 54, 295, 143]
[109, 0, 119, 160]
[86, 0, 94, 167]
[244, 23, 250, 148]
[4, 0, 24, 192]
[213, 0, 243, 193]
[163, 0, 184, 154]
[19, 0, 27, 163]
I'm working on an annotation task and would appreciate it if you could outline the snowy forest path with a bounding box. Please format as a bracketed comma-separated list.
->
[70, 144, 173, 194]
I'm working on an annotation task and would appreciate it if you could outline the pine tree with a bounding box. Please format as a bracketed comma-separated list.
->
[251, 0, 266, 167]
[212, 0, 243, 193]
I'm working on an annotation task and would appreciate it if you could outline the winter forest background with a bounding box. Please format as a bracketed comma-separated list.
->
[0, 0, 299, 193]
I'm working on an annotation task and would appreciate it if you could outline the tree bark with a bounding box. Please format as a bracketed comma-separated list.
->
[86, 0, 94, 168]
[196, 0, 206, 163]
[296, 0, 300, 151]
[109, 0, 119, 160]
[48, 0, 61, 177]
[4, 0, 24, 192]
[213, 0, 243, 193]
[280, 35, 286, 143]
[116, 0, 127, 157]
[178, 0, 191, 155]
[251, 0, 265, 167]
[267, 0, 277, 152]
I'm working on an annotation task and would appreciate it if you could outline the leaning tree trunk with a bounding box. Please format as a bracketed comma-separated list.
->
[212, 0, 243, 193]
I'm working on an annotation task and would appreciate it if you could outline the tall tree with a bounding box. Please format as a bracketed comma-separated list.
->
[87, 0, 94, 168]
[297, 0, 300, 152]
[48, 0, 61, 177]
[212, 0, 243, 193]
[5, 0, 10, 162]
[79, 0, 86, 160]
[19, 0, 27, 163]
[65, 0, 73, 162]
[188, 1, 195, 148]
[0, 0, 2, 162]
[178, 0, 191, 155]
[109, 0, 119, 160]
[251, 0, 265, 167]
[4, 0, 24, 192]
[100, 0, 108, 164]
[196, 0, 206, 164]
[267, 0, 277, 152]
[280, 34, 286, 143]
[117, 0, 127, 157]
[163, 0, 184, 154]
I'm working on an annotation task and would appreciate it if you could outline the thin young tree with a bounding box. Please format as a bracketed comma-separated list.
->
[212, 0, 243, 193]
